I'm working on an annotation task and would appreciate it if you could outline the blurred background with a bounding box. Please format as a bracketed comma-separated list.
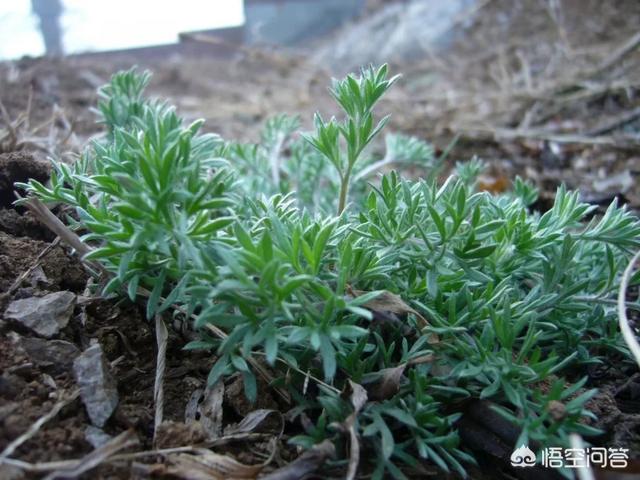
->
[0, 0, 245, 59]
[0, 0, 639, 212]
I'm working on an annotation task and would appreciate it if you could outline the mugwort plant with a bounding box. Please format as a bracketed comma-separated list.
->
[18, 65, 640, 478]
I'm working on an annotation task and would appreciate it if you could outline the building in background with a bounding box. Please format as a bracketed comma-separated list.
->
[31, 0, 63, 55]
[0, 0, 367, 60]
[243, 0, 364, 46]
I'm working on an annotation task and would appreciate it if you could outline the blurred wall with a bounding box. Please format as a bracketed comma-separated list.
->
[244, 0, 365, 45]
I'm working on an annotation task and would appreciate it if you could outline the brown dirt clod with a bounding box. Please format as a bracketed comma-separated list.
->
[0, 151, 50, 208]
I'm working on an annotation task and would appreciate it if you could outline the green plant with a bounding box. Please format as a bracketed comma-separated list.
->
[303, 64, 399, 214]
[18, 66, 640, 479]
[21, 68, 236, 318]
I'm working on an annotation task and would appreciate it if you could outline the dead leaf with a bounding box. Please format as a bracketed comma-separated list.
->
[167, 438, 277, 480]
[185, 381, 225, 439]
[344, 381, 367, 480]
[185, 389, 203, 423]
[346, 380, 368, 413]
[350, 289, 438, 342]
[224, 409, 284, 437]
[370, 309, 414, 337]
[164, 411, 283, 480]
[167, 452, 263, 480]
[361, 354, 435, 402]
[363, 364, 406, 401]
[260, 439, 335, 480]
[354, 290, 424, 323]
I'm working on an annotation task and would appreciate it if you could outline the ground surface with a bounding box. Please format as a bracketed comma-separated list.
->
[1, 0, 639, 478]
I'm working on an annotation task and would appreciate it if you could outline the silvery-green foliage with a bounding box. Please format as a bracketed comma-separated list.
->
[19, 66, 640, 479]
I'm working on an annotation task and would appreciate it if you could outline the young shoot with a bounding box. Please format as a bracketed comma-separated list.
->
[303, 64, 399, 214]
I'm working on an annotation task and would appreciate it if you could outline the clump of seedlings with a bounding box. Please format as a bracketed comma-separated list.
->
[18, 66, 640, 478]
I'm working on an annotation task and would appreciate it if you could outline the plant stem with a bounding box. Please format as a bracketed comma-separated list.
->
[574, 295, 640, 310]
[338, 164, 354, 215]
[338, 176, 349, 215]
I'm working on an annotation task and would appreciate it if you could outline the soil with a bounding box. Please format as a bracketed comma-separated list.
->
[0, 224, 225, 477]
[0, 152, 50, 207]
[0, 138, 214, 477]
[0, 137, 292, 477]
[0, 1, 639, 478]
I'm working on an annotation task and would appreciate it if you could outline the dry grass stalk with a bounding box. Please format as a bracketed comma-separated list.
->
[618, 251, 640, 368]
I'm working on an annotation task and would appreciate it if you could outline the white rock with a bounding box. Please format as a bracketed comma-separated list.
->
[73, 343, 119, 428]
[20, 337, 80, 374]
[85, 425, 114, 448]
[4, 291, 76, 338]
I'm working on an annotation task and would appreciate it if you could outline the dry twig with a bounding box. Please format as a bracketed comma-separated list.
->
[586, 106, 640, 136]
[43, 429, 139, 480]
[153, 314, 169, 445]
[458, 125, 640, 147]
[618, 251, 640, 368]
[261, 440, 335, 480]
[19, 197, 99, 266]
[591, 30, 640, 77]
[344, 381, 367, 480]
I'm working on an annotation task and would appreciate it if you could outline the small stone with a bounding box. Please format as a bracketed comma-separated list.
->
[41, 374, 57, 390]
[73, 343, 119, 428]
[28, 265, 50, 288]
[13, 287, 35, 299]
[85, 425, 113, 448]
[4, 291, 76, 338]
[20, 337, 80, 374]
